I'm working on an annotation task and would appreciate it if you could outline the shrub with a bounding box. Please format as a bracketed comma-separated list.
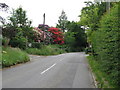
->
[30, 42, 44, 49]
[2, 37, 10, 47]
[33, 27, 46, 42]
[64, 32, 76, 47]
[48, 27, 64, 44]
[0, 46, 2, 68]
[10, 35, 27, 49]
[25, 45, 66, 55]
[91, 3, 120, 87]
[2, 7, 34, 49]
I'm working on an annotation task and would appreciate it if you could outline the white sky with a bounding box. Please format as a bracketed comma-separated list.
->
[0, 0, 94, 27]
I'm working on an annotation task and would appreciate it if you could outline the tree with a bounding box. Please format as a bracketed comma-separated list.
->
[79, 1, 114, 46]
[3, 7, 33, 39]
[56, 10, 68, 32]
[2, 7, 34, 49]
[79, 1, 120, 87]
[8, 7, 32, 27]
[0, 3, 9, 11]
[64, 31, 75, 47]
[78, 1, 107, 54]
[65, 21, 87, 51]
[0, 3, 9, 24]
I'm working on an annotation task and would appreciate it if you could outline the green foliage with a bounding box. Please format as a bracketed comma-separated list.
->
[56, 10, 68, 32]
[2, 37, 10, 47]
[79, 2, 106, 44]
[2, 47, 30, 68]
[92, 4, 120, 86]
[25, 45, 66, 56]
[79, 1, 120, 88]
[9, 7, 32, 27]
[2, 26, 17, 39]
[80, 2, 106, 28]
[10, 35, 27, 49]
[87, 56, 114, 88]
[2, 7, 34, 49]
[87, 3, 120, 88]
[85, 47, 92, 54]
[0, 46, 2, 68]
[31, 42, 44, 49]
[64, 32, 76, 47]
[65, 21, 87, 51]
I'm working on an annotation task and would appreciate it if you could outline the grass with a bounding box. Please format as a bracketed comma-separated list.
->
[87, 56, 115, 88]
[1, 45, 66, 68]
[0, 47, 2, 68]
[2, 47, 30, 68]
[25, 45, 66, 56]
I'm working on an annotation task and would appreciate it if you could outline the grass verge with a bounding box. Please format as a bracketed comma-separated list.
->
[0, 47, 2, 68]
[25, 45, 66, 56]
[2, 47, 30, 68]
[87, 55, 115, 88]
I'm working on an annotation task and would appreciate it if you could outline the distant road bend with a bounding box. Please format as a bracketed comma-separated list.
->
[2, 52, 95, 88]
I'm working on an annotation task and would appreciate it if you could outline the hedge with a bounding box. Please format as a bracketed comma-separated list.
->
[91, 3, 120, 87]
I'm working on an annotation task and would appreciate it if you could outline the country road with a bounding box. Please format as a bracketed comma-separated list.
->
[2, 52, 95, 88]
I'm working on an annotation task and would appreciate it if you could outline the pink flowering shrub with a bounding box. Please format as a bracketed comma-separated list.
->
[33, 27, 46, 43]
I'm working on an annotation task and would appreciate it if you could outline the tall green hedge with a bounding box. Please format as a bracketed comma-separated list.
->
[91, 3, 120, 87]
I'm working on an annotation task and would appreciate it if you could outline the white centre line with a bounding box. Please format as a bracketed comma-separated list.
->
[41, 63, 56, 75]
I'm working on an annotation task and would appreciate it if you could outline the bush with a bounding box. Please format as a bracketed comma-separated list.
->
[90, 3, 120, 88]
[0, 47, 2, 68]
[64, 32, 76, 47]
[31, 42, 44, 49]
[10, 35, 27, 49]
[2, 37, 10, 47]
[25, 45, 66, 55]
[2, 47, 30, 67]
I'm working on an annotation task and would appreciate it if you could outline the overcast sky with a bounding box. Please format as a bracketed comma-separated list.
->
[1, 0, 94, 27]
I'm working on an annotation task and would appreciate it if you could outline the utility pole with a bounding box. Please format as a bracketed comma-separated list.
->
[94, 0, 110, 13]
[43, 13, 45, 31]
[106, 0, 110, 13]
[43, 13, 45, 44]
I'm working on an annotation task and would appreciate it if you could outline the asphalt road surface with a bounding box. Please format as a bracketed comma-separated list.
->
[2, 52, 95, 88]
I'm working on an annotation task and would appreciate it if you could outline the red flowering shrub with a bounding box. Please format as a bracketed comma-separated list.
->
[48, 27, 64, 44]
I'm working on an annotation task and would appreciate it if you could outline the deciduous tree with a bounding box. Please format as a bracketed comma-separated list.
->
[56, 10, 68, 32]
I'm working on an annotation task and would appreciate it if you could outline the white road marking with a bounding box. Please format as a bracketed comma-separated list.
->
[41, 63, 56, 74]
